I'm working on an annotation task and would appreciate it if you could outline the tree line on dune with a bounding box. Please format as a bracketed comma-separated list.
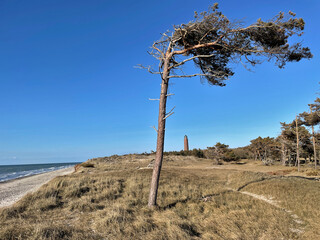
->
[250, 97, 320, 170]
[162, 94, 320, 171]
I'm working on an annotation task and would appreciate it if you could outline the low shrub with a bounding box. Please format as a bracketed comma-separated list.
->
[81, 162, 95, 168]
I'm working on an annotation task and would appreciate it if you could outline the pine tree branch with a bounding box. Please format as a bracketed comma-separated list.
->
[169, 54, 215, 70]
[135, 64, 162, 74]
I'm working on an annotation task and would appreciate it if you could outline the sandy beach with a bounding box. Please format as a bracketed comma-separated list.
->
[0, 167, 74, 208]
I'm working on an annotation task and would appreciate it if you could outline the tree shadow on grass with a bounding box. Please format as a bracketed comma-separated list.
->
[160, 189, 234, 210]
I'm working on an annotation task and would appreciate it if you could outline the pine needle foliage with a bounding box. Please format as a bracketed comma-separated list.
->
[166, 3, 313, 86]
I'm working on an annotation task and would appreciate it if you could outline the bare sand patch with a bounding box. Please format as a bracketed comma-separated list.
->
[0, 167, 74, 208]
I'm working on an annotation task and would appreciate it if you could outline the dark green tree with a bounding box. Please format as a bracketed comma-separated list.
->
[232, 146, 251, 159]
[140, 3, 312, 207]
[280, 122, 294, 165]
[249, 137, 279, 165]
[205, 142, 239, 163]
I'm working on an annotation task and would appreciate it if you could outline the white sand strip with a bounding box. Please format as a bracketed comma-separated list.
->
[0, 167, 74, 208]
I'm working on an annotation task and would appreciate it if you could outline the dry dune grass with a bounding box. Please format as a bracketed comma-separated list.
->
[240, 176, 320, 238]
[0, 154, 319, 239]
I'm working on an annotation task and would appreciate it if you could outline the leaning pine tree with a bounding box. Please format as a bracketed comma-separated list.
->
[140, 3, 312, 207]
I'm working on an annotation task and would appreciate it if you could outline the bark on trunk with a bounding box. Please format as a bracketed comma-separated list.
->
[281, 135, 286, 165]
[148, 47, 172, 208]
[289, 154, 291, 167]
[310, 106, 317, 169]
[296, 115, 300, 172]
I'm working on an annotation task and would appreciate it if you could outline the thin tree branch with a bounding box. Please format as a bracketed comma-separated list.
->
[166, 106, 175, 115]
[169, 54, 215, 70]
[152, 42, 165, 59]
[152, 126, 158, 133]
[135, 64, 162, 74]
[168, 73, 229, 79]
[163, 112, 174, 120]
[173, 35, 225, 55]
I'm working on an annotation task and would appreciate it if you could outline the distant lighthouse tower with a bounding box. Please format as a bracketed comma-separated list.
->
[184, 135, 189, 151]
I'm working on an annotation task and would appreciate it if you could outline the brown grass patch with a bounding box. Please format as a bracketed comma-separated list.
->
[267, 169, 294, 176]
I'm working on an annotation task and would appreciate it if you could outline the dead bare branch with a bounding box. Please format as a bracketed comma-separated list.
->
[152, 126, 158, 133]
[135, 64, 162, 75]
[163, 111, 174, 120]
[166, 106, 175, 115]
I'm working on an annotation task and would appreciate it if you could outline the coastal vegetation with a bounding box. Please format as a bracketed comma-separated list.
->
[1, 154, 320, 239]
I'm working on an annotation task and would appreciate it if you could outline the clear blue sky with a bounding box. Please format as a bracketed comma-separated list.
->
[0, 0, 319, 164]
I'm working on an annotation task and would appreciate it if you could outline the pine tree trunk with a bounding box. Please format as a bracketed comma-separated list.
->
[310, 106, 317, 169]
[296, 115, 300, 172]
[148, 47, 172, 208]
[280, 132, 286, 165]
[281, 135, 286, 165]
[289, 154, 291, 167]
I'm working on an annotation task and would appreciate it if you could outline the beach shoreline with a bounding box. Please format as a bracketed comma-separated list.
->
[0, 167, 74, 208]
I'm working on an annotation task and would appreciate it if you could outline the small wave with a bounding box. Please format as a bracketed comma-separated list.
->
[0, 165, 73, 183]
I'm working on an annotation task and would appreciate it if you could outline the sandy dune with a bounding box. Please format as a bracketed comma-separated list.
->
[0, 167, 74, 208]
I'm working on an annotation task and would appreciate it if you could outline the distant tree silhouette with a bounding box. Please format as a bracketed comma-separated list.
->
[249, 137, 279, 165]
[280, 120, 311, 168]
[300, 99, 320, 168]
[280, 122, 294, 165]
[205, 142, 238, 163]
[139, 3, 312, 207]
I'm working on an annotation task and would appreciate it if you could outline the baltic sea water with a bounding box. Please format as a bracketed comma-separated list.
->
[0, 162, 80, 182]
